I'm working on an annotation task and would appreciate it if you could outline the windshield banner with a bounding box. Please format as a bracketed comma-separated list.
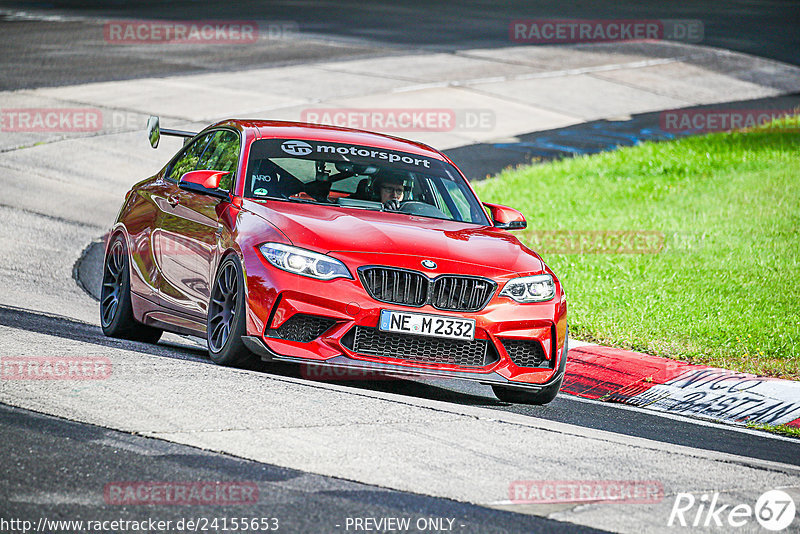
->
[248, 138, 445, 174]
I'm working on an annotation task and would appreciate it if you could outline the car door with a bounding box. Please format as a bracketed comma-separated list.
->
[155, 129, 240, 318]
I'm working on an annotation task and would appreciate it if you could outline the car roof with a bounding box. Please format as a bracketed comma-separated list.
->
[212, 119, 447, 161]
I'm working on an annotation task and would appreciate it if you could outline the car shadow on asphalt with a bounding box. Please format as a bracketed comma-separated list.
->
[1, 304, 503, 408]
[0, 304, 209, 362]
[240, 357, 505, 407]
[262, 362, 506, 407]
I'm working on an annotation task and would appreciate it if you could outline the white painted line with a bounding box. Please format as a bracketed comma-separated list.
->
[563, 394, 800, 444]
[390, 82, 450, 92]
[466, 54, 712, 84]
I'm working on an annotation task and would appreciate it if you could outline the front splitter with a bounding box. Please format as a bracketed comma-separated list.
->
[242, 335, 564, 391]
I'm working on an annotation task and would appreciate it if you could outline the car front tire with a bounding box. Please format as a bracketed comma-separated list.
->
[207, 255, 255, 367]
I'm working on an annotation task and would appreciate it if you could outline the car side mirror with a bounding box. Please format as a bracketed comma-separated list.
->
[146, 115, 160, 149]
[179, 170, 230, 200]
[483, 202, 527, 230]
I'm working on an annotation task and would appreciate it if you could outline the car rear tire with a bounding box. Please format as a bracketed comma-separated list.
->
[492, 327, 568, 405]
[100, 235, 163, 343]
[207, 255, 255, 367]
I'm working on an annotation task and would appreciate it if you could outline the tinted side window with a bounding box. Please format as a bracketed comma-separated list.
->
[166, 132, 215, 183]
[198, 130, 240, 192]
[443, 179, 472, 221]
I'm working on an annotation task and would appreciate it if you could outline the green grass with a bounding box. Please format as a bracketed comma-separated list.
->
[473, 118, 800, 379]
[746, 422, 800, 438]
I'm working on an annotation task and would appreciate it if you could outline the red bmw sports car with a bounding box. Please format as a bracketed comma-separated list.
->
[101, 117, 568, 404]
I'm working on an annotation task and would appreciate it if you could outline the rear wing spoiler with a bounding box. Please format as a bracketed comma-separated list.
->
[146, 115, 197, 149]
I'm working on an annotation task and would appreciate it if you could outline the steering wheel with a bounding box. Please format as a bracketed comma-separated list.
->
[398, 201, 448, 218]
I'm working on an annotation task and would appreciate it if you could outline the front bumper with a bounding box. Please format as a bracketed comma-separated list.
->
[242, 254, 568, 388]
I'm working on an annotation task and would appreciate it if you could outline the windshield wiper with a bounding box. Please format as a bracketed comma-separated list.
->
[251, 193, 327, 204]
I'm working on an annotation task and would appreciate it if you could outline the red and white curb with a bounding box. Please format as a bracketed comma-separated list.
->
[563, 342, 800, 428]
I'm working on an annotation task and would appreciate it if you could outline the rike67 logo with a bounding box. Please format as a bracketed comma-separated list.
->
[669, 490, 796, 531]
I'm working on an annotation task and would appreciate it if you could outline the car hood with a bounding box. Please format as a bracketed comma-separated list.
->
[244, 200, 544, 276]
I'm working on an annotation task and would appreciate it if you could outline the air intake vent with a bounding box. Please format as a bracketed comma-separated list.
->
[430, 275, 495, 312]
[501, 338, 551, 368]
[358, 267, 496, 312]
[266, 314, 336, 343]
[347, 326, 498, 367]
[359, 267, 427, 307]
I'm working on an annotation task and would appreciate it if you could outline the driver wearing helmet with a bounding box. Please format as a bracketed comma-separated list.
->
[372, 171, 407, 211]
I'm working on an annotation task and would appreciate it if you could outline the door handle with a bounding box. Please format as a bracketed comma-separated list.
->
[167, 194, 180, 207]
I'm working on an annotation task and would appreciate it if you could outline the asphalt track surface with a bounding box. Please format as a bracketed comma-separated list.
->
[2, 403, 608, 533]
[1, 2, 799, 533]
[448, 92, 800, 179]
[3, 304, 798, 468]
[0, 0, 797, 91]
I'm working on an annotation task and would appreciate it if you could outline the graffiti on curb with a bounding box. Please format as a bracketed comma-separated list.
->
[626, 369, 800, 426]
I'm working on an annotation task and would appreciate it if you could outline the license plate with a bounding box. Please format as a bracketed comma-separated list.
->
[379, 310, 475, 341]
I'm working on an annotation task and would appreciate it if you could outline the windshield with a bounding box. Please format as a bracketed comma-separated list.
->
[244, 138, 490, 225]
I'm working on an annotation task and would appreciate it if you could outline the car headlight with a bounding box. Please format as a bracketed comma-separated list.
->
[500, 274, 555, 303]
[259, 243, 352, 280]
